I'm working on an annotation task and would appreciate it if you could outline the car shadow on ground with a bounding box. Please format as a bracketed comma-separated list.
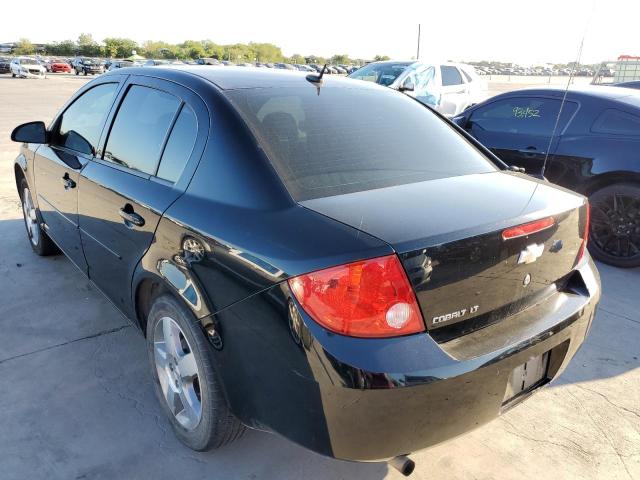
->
[0, 215, 389, 479]
[1, 212, 638, 478]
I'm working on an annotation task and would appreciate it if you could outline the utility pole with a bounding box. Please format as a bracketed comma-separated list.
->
[417, 24, 421, 60]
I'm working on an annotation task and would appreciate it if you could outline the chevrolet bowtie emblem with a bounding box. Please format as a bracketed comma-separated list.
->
[517, 243, 544, 264]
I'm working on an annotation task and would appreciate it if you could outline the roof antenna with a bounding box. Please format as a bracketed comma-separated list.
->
[306, 64, 327, 85]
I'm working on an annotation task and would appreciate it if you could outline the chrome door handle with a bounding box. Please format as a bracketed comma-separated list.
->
[118, 206, 145, 227]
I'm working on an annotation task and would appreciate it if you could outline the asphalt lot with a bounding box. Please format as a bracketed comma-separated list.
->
[0, 73, 638, 480]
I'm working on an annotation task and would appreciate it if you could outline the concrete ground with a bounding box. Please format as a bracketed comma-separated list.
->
[0, 74, 638, 480]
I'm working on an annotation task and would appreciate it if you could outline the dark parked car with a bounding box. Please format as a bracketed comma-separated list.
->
[454, 86, 640, 267]
[614, 80, 640, 90]
[0, 57, 10, 74]
[11, 67, 599, 471]
[73, 57, 103, 75]
[196, 58, 220, 66]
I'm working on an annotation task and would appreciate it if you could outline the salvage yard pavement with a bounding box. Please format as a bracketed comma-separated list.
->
[0, 74, 638, 479]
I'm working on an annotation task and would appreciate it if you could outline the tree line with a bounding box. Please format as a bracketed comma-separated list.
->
[10, 35, 391, 64]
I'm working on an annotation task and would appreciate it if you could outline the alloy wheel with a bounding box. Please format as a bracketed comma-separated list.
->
[22, 187, 40, 247]
[591, 191, 640, 260]
[153, 316, 202, 431]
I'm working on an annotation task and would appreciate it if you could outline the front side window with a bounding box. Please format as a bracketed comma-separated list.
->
[469, 97, 578, 136]
[441, 66, 463, 86]
[103, 85, 181, 175]
[53, 83, 119, 155]
[591, 109, 640, 136]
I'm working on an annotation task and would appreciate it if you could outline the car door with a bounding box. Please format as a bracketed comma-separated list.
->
[439, 65, 468, 116]
[78, 75, 207, 311]
[33, 80, 121, 273]
[466, 96, 578, 175]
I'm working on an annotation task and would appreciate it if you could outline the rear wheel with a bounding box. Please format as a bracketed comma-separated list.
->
[19, 178, 59, 256]
[589, 183, 640, 268]
[146, 294, 245, 451]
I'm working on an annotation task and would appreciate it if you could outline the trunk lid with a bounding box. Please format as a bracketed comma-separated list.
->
[301, 172, 588, 338]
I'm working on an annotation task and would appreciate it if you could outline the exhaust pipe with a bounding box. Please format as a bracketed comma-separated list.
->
[388, 455, 415, 476]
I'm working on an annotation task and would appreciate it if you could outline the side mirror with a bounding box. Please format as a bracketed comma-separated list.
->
[11, 121, 48, 144]
[452, 115, 473, 130]
[399, 78, 415, 92]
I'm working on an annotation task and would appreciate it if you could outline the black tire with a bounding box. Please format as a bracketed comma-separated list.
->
[83, 70, 87, 76]
[75, 69, 79, 76]
[19, 178, 59, 256]
[146, 294, 245, 451]
[12, 73, 16, 78]
[589, 183, 640, 268]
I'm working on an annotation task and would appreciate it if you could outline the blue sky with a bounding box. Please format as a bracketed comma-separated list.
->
[3, 0, 638, 64]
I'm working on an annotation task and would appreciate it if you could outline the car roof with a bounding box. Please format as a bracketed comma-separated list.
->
[106, 65, 389, 91]
[492, 84, 640, 106]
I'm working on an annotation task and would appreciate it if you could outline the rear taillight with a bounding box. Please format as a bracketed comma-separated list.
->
[577, 203, 590, 264]
[288, 255, 425, 338]
[502, 217, 555, 240]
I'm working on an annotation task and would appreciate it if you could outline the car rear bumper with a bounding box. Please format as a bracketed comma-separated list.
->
[215, 257, 600, 461]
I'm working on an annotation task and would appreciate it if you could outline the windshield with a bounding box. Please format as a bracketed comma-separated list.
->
[228, 85, 496, 201]
[348, 62, 411, 86]
[21, 58, 39, 66]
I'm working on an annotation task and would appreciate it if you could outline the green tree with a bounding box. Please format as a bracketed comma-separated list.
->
[48, 40, 76, 56]
[14, 38, 35, 55]
[289, 53, 305, 65]
[103, 38, 139, 58]
[330, 54, 350, 65]
[180, 40, 206, 59]
[249, 43, 283, 63]
[77, 33, 101, 57]
[374, 55, 390, 61]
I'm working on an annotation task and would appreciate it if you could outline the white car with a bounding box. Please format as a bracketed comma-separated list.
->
[348, 60, 488, 117]
[10, 57, 46, 78]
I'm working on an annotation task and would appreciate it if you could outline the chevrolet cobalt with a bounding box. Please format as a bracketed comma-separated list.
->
[12, 66, 599, 472]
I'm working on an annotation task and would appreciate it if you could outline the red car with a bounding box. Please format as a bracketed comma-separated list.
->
[50, 61, 71, 73]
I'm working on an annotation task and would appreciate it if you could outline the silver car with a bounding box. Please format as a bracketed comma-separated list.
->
[348, 60, 487, 116]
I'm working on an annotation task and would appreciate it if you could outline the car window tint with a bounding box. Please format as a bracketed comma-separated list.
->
[441, 66, 463, 86]
[227, 86, 496, 201]
[103, 85, 181, 175]
[157, 105, 198, 182]
[591, 108, 640, 136]
[469, 97, 577, 135]
[54, 83, 118, 155]
[461, 69, 473, 82]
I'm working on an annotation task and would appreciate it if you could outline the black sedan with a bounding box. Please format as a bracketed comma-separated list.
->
[0, 57, 10, 74]
[615, 80, 640, 90]
[11, 67, 599, 471]
[454, 86, 640, 268]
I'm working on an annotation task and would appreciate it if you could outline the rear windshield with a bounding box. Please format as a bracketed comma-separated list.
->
[227, 85, 496, 201]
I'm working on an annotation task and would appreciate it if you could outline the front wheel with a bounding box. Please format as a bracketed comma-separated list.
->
[146, 294, 245, 451]
[19, 178, 59, 256]
[589, 183, 640, 268]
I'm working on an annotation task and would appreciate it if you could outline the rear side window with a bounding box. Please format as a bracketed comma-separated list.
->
[227, 86, 496, 201]
[54, 83, 118, 155]
[103, 85, 181, 175]
[441, 66, 463, 86]
[469, 97, 578, 136]
[157, 105, 198, 182]
[591, 109, 640, 136]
